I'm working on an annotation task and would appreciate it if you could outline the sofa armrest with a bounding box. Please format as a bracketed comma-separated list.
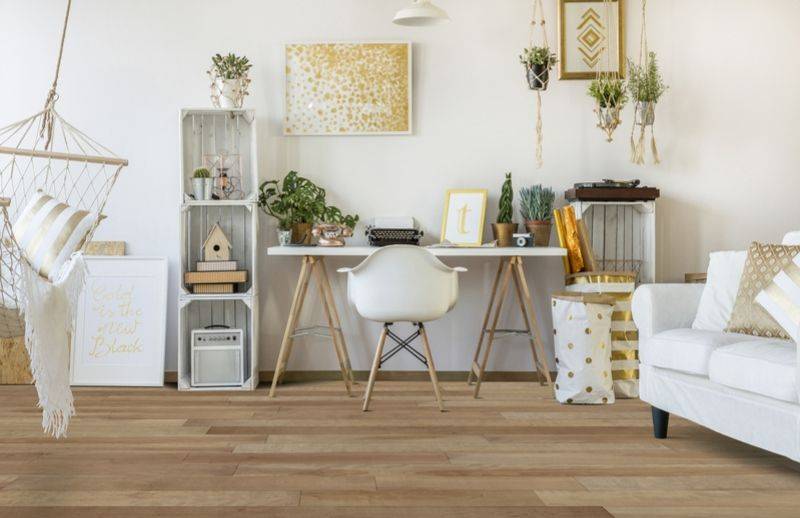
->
[632, 284, 705, 344]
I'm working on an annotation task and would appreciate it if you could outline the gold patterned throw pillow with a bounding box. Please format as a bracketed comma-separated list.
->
[726, 242, 800, 339]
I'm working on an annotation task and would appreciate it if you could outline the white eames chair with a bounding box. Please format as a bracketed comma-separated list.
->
[339, 245, 466, 411]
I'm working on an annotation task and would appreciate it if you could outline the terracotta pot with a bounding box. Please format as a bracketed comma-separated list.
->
[491, 222, 518, 247]
[291, 222, 312, 244]
[525, 220, 552, 247]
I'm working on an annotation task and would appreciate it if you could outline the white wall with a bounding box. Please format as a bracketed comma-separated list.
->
[3, 0, 799, 373]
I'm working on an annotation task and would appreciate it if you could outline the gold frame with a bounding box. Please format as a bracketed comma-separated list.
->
[440, 189, 488, 247]
[558, 0, 625, 80]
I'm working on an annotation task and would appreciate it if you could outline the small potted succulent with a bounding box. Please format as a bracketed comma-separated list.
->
[519, 184, 555, 247]
[258, 171, 359, 245]
[627, 51, 667, 126]
[519, 46, 557, 90]
[588, 75, 628, 140]
[491, 172, 517, 247]
[208, 53, 252, 109]
[191, 167, 212, 201]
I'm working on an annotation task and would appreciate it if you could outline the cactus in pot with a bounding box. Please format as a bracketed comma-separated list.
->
[491, 172, 517, 247]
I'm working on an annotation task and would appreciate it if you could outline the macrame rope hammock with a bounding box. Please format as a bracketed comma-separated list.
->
[629, 0, 661, 164]
[526, 0, 550, 168]
[0, 0, 128, 437]
[593, 0, 624, 142]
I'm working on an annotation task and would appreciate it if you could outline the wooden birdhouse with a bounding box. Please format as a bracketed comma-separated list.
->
[202, 223, 232, 261]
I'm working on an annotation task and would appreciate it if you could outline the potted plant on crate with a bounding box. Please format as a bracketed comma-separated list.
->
[519, 184, 555, 247]
[588, 75, 628, 141]
[208, 53, 252, 109]
[627, 51, 667, 126]
[519, 46, 557, 90]
[192, 167, 212, 201]
[491, 173, 517, 247]
[258, 171, 359, 245]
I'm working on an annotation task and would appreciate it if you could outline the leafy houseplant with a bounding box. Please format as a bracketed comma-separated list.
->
[491, 173, 517, 247]
[627, 51, 667, 125]
[588, 75, 628, 141]
[191, 167, 212, 201]
[519, 184, 555, 247]
[208, 53, 252, 109]
[258, 171, 359, 245]
[519, 46, 557, 90]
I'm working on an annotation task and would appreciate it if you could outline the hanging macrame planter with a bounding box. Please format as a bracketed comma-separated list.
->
[628, 0, 667, 164]
[519, 0, 555, 168]
[588, 0, 626, 142]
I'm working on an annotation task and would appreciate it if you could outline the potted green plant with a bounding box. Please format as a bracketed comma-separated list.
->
[519, 184, 555, 247]
[627, 51, 667, 126]
[491, 173, 517, 247]
[588, 75, 628, 140]
[519, 46, 557, 90]
[208, 53, 252, 109]
[191, 167, 212, 201]
[258, 171, 359, 245]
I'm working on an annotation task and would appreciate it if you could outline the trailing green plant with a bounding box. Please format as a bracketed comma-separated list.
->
[497, 172, 514, 224]
[210, 53, 252, 80]
[192, 167, 211, 178]
[588, 75, 628, 108]
[258, 171, 359, 231]
[627, 51, 667, 103]
[519, 184, 555, 222]
[519, 46, 557, 69]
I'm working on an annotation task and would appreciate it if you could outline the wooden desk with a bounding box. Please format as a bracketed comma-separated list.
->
[266, 246, 567, 398]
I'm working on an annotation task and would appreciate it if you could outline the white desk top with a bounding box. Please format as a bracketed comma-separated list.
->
[267, 245, 566, 257]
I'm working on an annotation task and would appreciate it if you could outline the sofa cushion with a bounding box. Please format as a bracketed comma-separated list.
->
[640, 328, 763, 376]
[708, 340, 797, 403]
[692, 251, 747, 332]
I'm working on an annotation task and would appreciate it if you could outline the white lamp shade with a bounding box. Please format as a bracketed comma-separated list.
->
[393, 0, 450, 26]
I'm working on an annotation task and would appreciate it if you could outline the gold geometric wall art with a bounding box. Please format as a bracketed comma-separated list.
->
[284, 42, 412, 135]
[558, 0, 625, 80]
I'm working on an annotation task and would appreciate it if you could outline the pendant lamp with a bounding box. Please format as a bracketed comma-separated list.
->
[393, 0, 450, 26]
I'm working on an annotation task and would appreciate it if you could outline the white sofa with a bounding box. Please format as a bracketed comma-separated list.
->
[632, 231, 800, 461]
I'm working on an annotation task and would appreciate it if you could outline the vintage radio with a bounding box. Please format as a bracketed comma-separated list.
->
[190, 327, 244, 387]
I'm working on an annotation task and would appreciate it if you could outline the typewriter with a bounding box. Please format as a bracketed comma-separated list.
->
[366, 217, 423, 247]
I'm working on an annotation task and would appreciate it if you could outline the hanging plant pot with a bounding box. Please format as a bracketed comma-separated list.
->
[595, 103, 623, 142]
[635, 101, 656, 126]
[526, 63, 550, 91]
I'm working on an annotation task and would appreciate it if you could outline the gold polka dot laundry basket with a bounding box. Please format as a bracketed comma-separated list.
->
[565, 272, 639, 398]
[551, 292, 615, 405]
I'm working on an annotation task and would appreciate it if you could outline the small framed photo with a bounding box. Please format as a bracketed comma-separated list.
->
[440, 189, 488, 246]
[558, 0, 625, 80]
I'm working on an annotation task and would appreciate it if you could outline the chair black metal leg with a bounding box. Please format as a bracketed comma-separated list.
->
[651, 406, 669, 439]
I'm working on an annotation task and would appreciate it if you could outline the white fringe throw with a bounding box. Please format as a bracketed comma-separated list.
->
[17, 253, 87, 439]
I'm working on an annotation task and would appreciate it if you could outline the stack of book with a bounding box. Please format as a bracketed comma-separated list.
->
[184, 260, 248, 294]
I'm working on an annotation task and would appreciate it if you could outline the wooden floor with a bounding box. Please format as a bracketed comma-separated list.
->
[1, 381, 800, 517]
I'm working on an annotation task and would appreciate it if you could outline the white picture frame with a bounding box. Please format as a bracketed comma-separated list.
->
[70, 257, 168, 386]
[440, 189, 488, 246]
[284, 41, 413, 136]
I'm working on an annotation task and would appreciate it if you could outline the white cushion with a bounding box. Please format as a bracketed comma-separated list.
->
[708, 340, 797, 403]
[640, 328, 763, 376]
[692, 251, 747, 332]
[756, 253, 800, 343]
[783, 231, 800, 246]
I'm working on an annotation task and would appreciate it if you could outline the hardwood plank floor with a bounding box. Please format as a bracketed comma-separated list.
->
[0, 381, 799, 517]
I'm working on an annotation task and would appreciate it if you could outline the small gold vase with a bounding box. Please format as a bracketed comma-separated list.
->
[525, 220, 552, 247]
[491, 222, 518, 247]
[291, 222, 312, 244]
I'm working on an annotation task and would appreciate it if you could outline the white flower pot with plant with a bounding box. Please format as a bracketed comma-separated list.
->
[588, 75, 628, 142]
[628, 52, 667, 127]
[519, 46, 557, 91]
[207, 53, 252, 109]
[192, 168, 212, 200]
[519, 184, 555, 247]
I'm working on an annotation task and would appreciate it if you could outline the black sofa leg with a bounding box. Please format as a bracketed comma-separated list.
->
[651, 407, 669, 439]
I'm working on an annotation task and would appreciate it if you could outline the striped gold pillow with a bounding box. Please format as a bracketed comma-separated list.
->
[756, 253, 800, 343]
[14, 192, 97, 280]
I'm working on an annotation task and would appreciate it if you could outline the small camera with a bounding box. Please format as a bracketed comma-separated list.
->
[513, 233, 533, 247]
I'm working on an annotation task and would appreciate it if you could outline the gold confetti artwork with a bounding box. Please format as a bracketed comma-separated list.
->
[284, 43, 411, 135]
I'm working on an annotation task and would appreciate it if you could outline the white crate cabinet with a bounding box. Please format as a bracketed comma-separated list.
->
[177, 108, 260, 391]
[570, 201, 656, 284]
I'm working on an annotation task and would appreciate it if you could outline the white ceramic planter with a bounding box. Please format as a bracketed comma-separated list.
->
[215, 78, 239, 109]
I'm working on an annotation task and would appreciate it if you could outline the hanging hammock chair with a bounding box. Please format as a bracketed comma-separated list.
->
[0, 0, 127, 437]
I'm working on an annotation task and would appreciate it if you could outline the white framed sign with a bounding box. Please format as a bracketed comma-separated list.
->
[70, 257, 168, 386]
[440, 189, 488, 246]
